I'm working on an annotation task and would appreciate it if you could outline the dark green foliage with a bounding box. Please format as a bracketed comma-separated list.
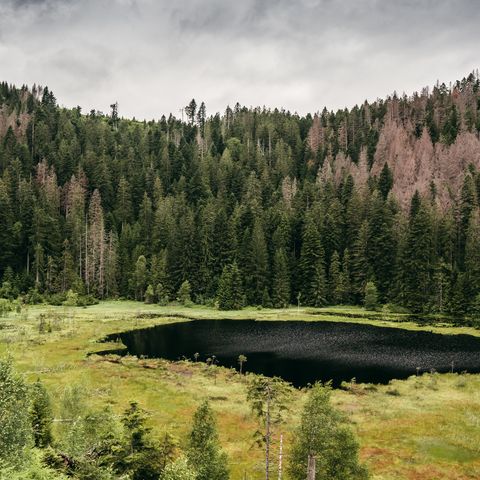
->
[272, 248, 290, 308]
[0, 78, 479, 318]
[288, 383, 369, 480]
[401, 197, 434, 313]
[30, 379, 53, 448]
[118, 402, 166, 480]
[378, 162, 393, 199]
[187, 401, 229, 480]
[217, 262, 244, 310]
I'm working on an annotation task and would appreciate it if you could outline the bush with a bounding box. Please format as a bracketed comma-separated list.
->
[383, 303, 410, 314]
[62, 290, 98, 307]
[0, 298, 14, 317]
[24, 288, 44, 305]
[0, 358, 32, 468]
[46, 292, 67, 306]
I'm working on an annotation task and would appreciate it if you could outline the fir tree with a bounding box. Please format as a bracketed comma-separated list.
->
[30, 379, 53, 448]
[272, 248, 290, 308]
[217, 262, 244, 310]
[187, 401, 229, 480]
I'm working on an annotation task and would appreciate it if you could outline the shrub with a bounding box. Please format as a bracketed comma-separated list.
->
[24, 288, 44, 305]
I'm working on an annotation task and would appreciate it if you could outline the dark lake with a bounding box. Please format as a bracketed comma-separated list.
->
[103, 320, 480, 387]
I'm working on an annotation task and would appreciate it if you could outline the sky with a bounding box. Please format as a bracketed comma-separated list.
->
[0, 0, 479, 120]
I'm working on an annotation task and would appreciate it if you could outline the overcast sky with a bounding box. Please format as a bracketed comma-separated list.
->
[1, 0, 479, 120]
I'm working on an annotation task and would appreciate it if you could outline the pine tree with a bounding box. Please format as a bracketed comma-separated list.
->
[177, 280, 192, 306]
[30, 379, 53, 448]
[299, 214, 322, 305]
[273, 248, 290, 308]
[367, 193, 396, 302]
[378, 162, 393, 199]
[187, 401, 229, 480]
[312, 254, 328, 307]
[246, 220, 268, 305]
[464, 211, 480, 312]
[364, 281, 378, 310]
[133, 255, 148, 301]
[217, 262, 243, 310]
[0, 359, 32, 468]
[402, 197, 433, 313]
[351, 221, 369, 304]
[329, 251, 343, 304]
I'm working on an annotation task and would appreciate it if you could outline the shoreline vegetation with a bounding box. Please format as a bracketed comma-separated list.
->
[1, 301, 479, 479]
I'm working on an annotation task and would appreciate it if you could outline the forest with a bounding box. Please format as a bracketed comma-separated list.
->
[1, 73, 480, 316]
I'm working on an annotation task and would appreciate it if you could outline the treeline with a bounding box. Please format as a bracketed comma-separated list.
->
[0, 358, 367, 480]
[1, 75, 480, 315]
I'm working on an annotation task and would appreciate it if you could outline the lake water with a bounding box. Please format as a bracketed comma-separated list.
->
[103, 320, 480, 387]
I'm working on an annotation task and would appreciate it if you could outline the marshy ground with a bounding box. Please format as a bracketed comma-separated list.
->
[1, 301, 479, 479]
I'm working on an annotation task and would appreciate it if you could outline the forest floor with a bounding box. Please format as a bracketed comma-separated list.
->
[0, 301, 479, 479]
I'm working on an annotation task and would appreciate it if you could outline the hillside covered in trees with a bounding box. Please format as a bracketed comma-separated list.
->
[1, 73, 480, 315]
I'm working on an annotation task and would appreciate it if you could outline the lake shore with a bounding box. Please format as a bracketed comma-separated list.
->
[1, 301, 479, 479]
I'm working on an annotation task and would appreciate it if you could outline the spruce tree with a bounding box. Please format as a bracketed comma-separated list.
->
[464, 211, 480, 312]
[217, 262, 243, 310]
[378, 162, 393, 199]
[402, 197, 433, 313]
[177, 280, 192, 306]
[187, 401, 229, 480]
[364, 281, 378, 310]
[351, 221, 369, 304]
[273, 248, 290, 308]
[329, 250, 343, 304]
[30, 379, 53, 448]
[299, 214, 322, 305]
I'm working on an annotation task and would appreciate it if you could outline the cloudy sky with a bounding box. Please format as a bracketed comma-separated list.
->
[1, 0, 479, 120]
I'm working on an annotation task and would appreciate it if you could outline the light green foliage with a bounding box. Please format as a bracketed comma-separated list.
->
[177, 280, 193, 306]
[364, 281, 378, 311]
[63, 289, 79, 306]
[0, 358, 32, 468]
[0, 298, 13, 317]
[187, 401, 229, 480]
[246, 376, 292, 479]
[134, 255, 148, 301]
[288, 383, 369, 480]
[144, 284, 155, 304]
[162, 456, 196, 480]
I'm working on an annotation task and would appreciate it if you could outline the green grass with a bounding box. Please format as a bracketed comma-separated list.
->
[1, 300, 479, 479]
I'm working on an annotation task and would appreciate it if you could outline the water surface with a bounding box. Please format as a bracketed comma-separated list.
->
[104, 320, 480, 387]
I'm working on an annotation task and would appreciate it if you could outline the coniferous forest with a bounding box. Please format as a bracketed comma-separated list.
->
[1, 73, 480, 316]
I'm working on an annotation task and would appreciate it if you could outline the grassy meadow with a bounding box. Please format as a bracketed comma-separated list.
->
[0, 301, 479, 479]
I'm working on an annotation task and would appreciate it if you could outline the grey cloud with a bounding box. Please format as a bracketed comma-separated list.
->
[0, 0, 478, 119]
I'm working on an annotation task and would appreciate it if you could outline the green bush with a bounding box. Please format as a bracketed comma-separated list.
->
[24, 289, 44, 305]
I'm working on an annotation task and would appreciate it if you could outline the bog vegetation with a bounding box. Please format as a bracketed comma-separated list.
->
[0, 355, 367, 479]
